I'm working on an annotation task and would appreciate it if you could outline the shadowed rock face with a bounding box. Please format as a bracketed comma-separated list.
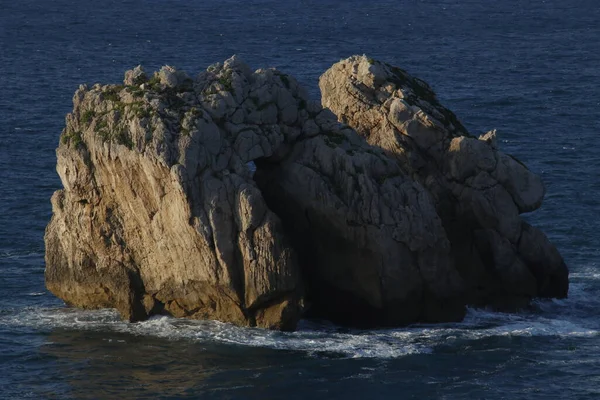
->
[320, 55, 568, 310]
[254, 109, 465, 327]
[45, 55, 568, 331]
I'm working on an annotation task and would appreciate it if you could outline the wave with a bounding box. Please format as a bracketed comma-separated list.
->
[0, 265, 597, 359]
[0, 301, 596, 360]
[0, 249, 45, 260]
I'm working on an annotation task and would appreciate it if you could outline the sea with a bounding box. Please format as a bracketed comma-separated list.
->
[1, 0, 599, 398]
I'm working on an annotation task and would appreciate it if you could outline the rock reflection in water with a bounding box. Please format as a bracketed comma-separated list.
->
[40, 328, 298, 399]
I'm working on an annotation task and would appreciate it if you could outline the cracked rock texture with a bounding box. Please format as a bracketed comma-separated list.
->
[255, 110, 465, 327]
[45, 55, 568, 331]
[45, 58, 305, 330]
[320, 55, 568, 310]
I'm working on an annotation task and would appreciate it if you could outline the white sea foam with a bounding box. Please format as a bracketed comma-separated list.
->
[3, 269, 598, 358]
[0, 249, 44, 259]
[2, 308, 431, 358]
[1, 301, 597, 359]
[570, 272, 600, 280]
[3, 269, 598, 359]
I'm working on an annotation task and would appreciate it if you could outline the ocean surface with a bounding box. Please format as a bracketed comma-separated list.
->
[1, 0, 599, 398]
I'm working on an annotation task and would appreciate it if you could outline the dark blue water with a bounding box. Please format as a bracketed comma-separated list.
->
[1, 0, 599, 398]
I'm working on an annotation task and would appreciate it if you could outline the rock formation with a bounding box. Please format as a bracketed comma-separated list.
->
[45, 55, 568, 331]
[320, 55, 568, 310]
[254, 108, 465, 327]
[45, 58, 305, 330]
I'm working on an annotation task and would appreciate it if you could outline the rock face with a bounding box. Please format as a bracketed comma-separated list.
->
[320, 55, 568, 310]
[45, 58, 305, 330]
[254, 110, 465, 327]
[45, 55, 568, 330]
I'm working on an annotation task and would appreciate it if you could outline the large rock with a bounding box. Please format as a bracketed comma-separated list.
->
[46, 57, 469, 329]
[320, 55, 568, 309]
[45, 59, 305, 330]
[46, 55, 568, 331]
[255, 112, 465, 327]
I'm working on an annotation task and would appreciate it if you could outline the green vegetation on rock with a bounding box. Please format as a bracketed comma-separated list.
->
[61, 129, 83, 148]
[218, 71, 234, 92]
[81, 110, 96, 124]
[103, 86, 123, 102]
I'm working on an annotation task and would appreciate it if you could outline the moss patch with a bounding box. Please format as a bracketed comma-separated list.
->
[114, 129, 134, 149]
[217, 69, 234, 92]
[103, 85, 123, 102]
[126, 85, 144, 97]
[147, 74, 162, 91]
[131, 102, 152, 119]
[81, 110, 96, 124]
[95, 119, 108, 132]
[61, 129, 84, 148]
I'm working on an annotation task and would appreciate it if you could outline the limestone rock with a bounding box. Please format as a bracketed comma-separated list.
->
[320, 55, 568, 308]
[46, 56, 470, 329]
[45, 60, 305, 330]
[123, 65, 147, 86]
[46, 55, 568, 331]
[255, 119, 466, 327]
